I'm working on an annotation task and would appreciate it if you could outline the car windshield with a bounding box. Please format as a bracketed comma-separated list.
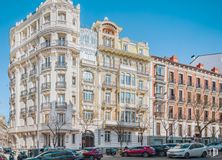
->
[174, 144, 190, 149]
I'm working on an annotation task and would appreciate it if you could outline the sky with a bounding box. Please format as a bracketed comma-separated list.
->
[1, 0, 222, 120]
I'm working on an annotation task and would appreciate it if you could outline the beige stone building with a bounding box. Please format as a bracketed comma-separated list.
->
[0, 116, 10, 147]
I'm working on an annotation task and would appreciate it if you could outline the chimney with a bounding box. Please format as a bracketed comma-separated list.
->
[211, 67, 219, 74]
[196, 63, 204, 69]
[169, 55, 178, 63]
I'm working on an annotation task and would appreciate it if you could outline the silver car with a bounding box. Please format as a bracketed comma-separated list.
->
[167, 143, 208, 159]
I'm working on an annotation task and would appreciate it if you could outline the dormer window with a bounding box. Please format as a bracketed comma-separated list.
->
[103, 37, 113, 48]
[123, 44, 128, 51]
[103, 28, 114, 35]
[44, 13, 50, 24]
[139, 48, 144, 55]
[58, 11, 66, 23]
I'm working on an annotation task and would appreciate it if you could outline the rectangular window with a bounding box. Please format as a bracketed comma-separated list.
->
[105, 131, 111, 142]
[188, 125, 192, 137]
[72, 76, 76, 85]
[105, 92, 111, 104]
[179, 124, 183, 137]
[179, 74, 183, 84]
[155, 65, 165, 76]
[188, 76, 192, 86]
[83, 90, 93, 102]
[179, 90, 183, 102]
[205, 80, 209, 89]
[57, 113, 65, 123]
[187, 92, 192, 103]
[188, 108, 192, 120]
[105, 112, 111, 121]
[105, 74, 111, 84]
[84, 111, 93, 120]
[156, 123, 161, 135]
[197, 78, 201, 88]
[72, 134, 75, 144]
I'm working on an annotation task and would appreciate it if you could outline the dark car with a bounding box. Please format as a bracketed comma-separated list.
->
[105, 148, 117, 155]
[151, 145, 169, 157]
[121, 146, 156, 158]
[164, 143, 177, 149]
[26, 150, 77, 160]
[3, 147, 12, 154]
[17, 151, 28, 160]
[82, 148, 103, 160]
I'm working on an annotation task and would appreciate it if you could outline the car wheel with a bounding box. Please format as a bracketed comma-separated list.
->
[159, 151, 165, 157]
[143, 152, 149, 158]
[201, 151, 207, 158]
[89, 155, 94, 160]
[123, 152, 128, 157]
[184, 152, 190, 159]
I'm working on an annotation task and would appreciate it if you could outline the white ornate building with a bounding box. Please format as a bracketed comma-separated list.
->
[8, 0, 153, 150]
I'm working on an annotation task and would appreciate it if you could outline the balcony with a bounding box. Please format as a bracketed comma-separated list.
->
[102, 101, 116, 109]
[196, 84, 202, 92]
[29, 69, 37, 78]
[102, 81, 116, 89]
[57, 20, 67, 25]
[20, 108, 27, 116]
[20, 90, 27, 99]
[21, 73, 28, 81]
[137, 71, 149, 77]
[154, 111, 164, 119]
[29, 87, 36, 96]
[55, 40, 67, 46]
[41, 102, 51, 111]
[137, 86, 148, 93]
[11, 93, 15, 101]
[10, 110, 16, 117]
[169, 95, 176, 102]
[178, 81, 185, 88]
[41, 63, 51, 72]
[29, 106, 36, 115]
[187, 83, 194, 90]
[204, 86, 210, 93]
[55, 62, 67, 70]
[155, 74, 164, 81]
[41, 82, 51, 92]
[41, 41, 51, 49]
[155, 93, 165, 101]
[178, 98, 185, 105]
[56, 82, 66, 90]
[212, 87, 217, 94]
[55, 102, 67, 110]
[10, 78, 15, 86]
[105, 120, 139, 129]
[137, 104, 148, 111]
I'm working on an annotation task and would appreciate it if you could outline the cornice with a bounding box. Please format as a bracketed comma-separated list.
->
[98, 46, 151, 62]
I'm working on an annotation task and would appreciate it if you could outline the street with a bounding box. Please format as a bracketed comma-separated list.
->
[102, 155, 222, 160]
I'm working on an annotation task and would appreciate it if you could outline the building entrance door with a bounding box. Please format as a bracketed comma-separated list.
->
[82, 130, 94, 148]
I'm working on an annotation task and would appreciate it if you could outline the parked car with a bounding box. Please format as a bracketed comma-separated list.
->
[4, 147, 12, 154]
[26, 150, 77, 160]
[82, 147, 103, 160]
[65, 149, 85, 160]
[0, 147, 3, 153]
[167, 143, 208, 159]
[207, 142, 222, 151]
[0, 154, 7, 160]
[17, 151, 28, 160]
[105, 148, 117, 155]
[164, 143, 178, 149]
[121, 146, 156, 158]
[151, 145, 169, 156]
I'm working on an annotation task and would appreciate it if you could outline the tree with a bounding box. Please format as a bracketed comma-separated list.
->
[190, 98, 218, 139]
[46, 113, 66, 148]
[110, 121, 126, 149]
[78, 111, 97, 148]
[138, 116, 152, 146]
[160, 115, 178, 143]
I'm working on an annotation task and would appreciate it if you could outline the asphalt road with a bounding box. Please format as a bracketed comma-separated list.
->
[102, 155, 222, 160]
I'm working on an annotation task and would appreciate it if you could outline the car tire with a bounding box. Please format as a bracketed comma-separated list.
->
[201, 151, 207, 158]
[123, 152, 128, 157]
[89, 155, 94, 160]
[184, 152, 190, 159]
[143, 152, 149, 158]
[159, 151, 165, 157]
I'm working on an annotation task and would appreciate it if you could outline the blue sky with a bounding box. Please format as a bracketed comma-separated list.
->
[1, 0, 222, 120]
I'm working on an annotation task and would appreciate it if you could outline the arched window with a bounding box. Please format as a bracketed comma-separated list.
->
[83, 71, 93, 82]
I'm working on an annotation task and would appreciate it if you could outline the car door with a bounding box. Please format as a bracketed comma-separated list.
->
[136, 147, 144, 156]
[189, 144, 197, 157]
[128, 147, 137, 156]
